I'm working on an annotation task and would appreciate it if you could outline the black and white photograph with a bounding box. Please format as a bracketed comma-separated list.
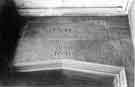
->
[0, 0, 134, 87]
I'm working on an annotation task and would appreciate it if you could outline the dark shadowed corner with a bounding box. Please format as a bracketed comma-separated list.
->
[0, 0, 27, 84]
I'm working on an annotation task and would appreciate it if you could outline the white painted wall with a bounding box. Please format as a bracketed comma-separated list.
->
[129, 1, 135, 55]
[13, 0, 130, 16]
[128, 2, 135, 86]
[14, 0, 124, 8]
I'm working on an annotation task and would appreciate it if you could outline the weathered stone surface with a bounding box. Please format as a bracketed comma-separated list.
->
[13, 16, 134, 87]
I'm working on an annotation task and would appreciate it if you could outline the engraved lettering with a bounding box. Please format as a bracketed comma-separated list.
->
[50, 40, 73, 58]
[47, 27, 72, 33]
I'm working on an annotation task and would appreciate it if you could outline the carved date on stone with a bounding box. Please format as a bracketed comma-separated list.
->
[49, 40, 73, 58]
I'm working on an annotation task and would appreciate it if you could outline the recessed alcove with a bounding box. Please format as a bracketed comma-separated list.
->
[0, 0, 134, 87]
[11, 16, 130, 87]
